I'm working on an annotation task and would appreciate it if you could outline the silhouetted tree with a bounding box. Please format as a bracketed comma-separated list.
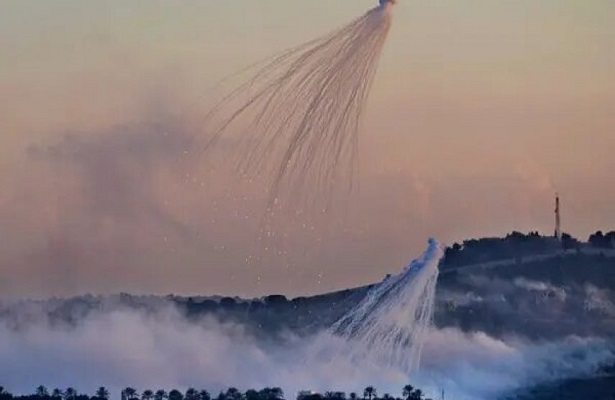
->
[264, 295, 288, 306]
[185, 389, 199, 400]
[142, 390, 154, 400]
[589, 230, 615, 249]
[561, 233, 579, 250]
[349, 393, 357, 400]
[324, 393, 345, 400]
[296, 393, 321, 400]
[259, 388, 283, 400]
[95, 387, 110, 400]
[123, 388, 139, 400]
[244, 390, 259, 400]
[199, 391, 211, 400]
[362, 387, 376, 400]
[64, 388, 77, 400]
[409, 390, 422, 400]
[36, 387, 49, 398]
[51, 389, 63, 400]
[224, 388, 242, 400]
[401, 386, 413, 400]
[0, 387, 11, 400]
[154, 390, 168, 400]
[168, 390, 183, 400]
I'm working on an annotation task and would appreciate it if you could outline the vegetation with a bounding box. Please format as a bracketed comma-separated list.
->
[441, 230, 615, 269]
[0, 386, 432, 400]
[588, 230, 615, 249]
[441, 231, 562, 268]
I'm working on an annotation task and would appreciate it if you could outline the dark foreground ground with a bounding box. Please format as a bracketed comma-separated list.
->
[504, 373, 615, 400]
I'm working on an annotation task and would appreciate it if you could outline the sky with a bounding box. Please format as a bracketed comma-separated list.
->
[1, 0, 614, 299]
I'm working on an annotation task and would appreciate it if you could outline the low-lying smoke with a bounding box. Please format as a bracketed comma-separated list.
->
[1, 304, 612, 400]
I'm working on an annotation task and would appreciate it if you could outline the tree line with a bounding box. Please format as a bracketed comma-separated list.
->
[442, 229, 615, 269]
[0, 385, 433, 400]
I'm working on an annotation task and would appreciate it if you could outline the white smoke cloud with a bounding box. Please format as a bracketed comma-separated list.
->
[1, 304, 612, 400]
[417, 328, 613, 400]
[584, 285, 615, 317]
[513, 278, 567, 302]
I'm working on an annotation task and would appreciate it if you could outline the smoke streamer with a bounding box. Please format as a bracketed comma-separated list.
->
[311, 239, 442, 375]
[200, 2, 395, 211]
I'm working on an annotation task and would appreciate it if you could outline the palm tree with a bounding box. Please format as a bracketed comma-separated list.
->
[64, 388, 77, 400]
[185, 389, 199, 400]
[142, 390, 154, 400]
[199, 390, 211, 400]
[96, 387, 110, 400]
[36, 386, 49, 398]
[154, 390, 168, 400]
[123, 388, 139, 400]
[401, 386, 414, 400]
[363, 387, 376, 400]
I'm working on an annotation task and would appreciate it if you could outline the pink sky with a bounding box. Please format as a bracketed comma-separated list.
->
[1, 0, 614, 298]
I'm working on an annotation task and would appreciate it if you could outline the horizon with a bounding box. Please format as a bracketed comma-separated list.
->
[3, 229, 612, 303]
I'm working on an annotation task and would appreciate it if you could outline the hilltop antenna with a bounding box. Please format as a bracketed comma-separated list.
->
[555, 193, 561, 241]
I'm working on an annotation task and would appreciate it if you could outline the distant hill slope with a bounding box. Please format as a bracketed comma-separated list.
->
[1, 232, 614, 341]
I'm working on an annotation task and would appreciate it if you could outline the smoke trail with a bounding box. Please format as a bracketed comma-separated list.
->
[200, 1, 395, 211]
[312, 239, 442, 375]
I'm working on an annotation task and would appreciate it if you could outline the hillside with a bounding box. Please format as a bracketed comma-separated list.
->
[2, 232, 614, 342]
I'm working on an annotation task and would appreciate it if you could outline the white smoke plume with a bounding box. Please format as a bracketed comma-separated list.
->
[198, 1, 395, 212]
[321, 239, 441, 374]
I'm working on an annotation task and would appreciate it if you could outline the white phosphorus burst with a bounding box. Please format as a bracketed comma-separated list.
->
[200, 2, 395, 211]
[320, 239, 443, 375]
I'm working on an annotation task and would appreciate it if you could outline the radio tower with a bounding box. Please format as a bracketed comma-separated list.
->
[555, 193, 562, 241]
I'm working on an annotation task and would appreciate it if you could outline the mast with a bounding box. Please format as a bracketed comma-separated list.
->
[555, 193, 561, 241]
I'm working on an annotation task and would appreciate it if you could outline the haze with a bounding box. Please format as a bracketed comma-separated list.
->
[1, 0, 614, 298]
